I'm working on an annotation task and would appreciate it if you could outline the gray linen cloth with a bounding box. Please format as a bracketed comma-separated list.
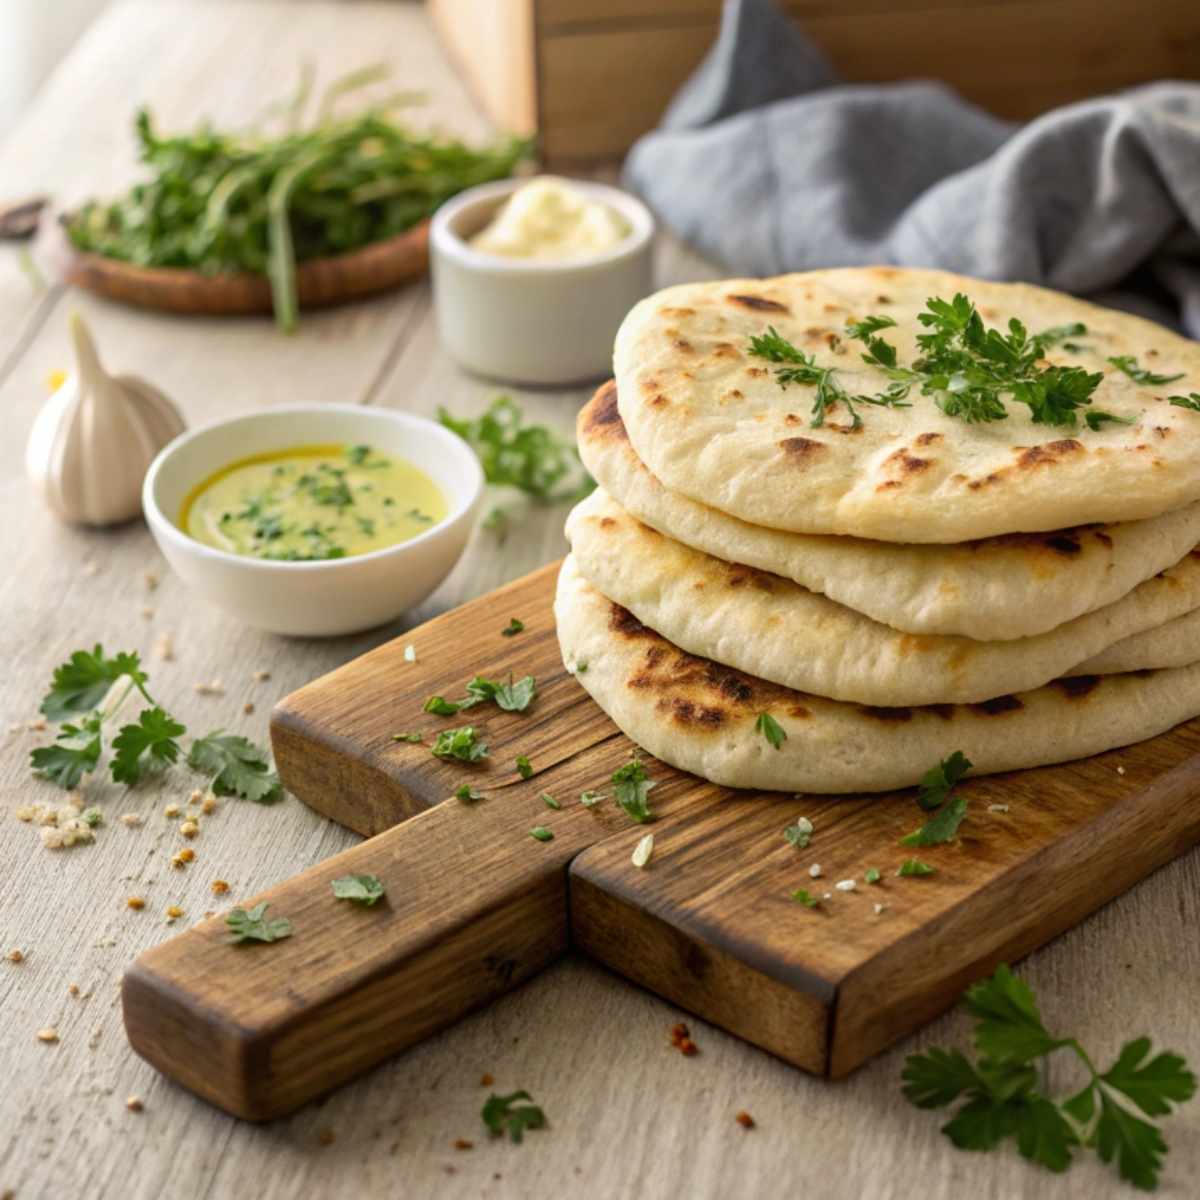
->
[624, 0, 1200, 335]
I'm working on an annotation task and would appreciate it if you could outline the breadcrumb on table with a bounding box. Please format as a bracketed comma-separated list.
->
[6, 949, 24, 963]
[735, 1111, 755, 1129]
[36, 1027, 59, 1043]
[126, 1095, 144, 1112]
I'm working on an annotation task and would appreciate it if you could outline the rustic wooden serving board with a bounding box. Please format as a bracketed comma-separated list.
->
[123, 561, 1200, 1120]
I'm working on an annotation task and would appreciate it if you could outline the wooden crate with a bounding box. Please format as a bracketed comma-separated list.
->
[429, 0, 1200, 163]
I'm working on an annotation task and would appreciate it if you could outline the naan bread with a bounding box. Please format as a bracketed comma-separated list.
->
[614, 268, 1200, 543]
[579, 381, 1200, 641]
[566, 489, 1200, 707]
[1073, 607, 1200, 675]
[555, 556, 1200, 793]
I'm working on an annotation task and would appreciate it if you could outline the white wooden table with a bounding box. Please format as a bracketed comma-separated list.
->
[1, 4, 1197, 1198]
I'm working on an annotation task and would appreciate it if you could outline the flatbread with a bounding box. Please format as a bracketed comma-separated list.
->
[579, 381, 1200, 640]
[555, 555, 1200, 793]
[565, 489, 1200, 707]
[614, 267, 1200, 543]
[1073, 606, 1200, 675]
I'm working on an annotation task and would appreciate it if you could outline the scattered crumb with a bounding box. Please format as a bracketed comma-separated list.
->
[453, 1139, 473, 1151]
[144, 571, 159, 592]
[154, 632, 175, 661]
[835, 879, 857, 893]
[179, 821, 199, 839]
[1116, 765, 1126, 776]
[404, 644, 417, 663]
[243, 702, 255, 715]
[7, 949, 25, 964]
[189, 790, 204, 804]
[36, 1027, 59, 1044]
[253, 670, 271, 683]
[211, 880, 230, 895]
[127, 897, 145, 911]
[40, 815, 95, 849]
[126, 1095, 144, 1112]
[987, 803, 1010, 814]
[164, 804, 181, 818]
[201, 795, 217, 815]
[735, 1111, 755, 1129]
[140, 606, 154, 620]
[317, 1129, 336, 1147]
[808, 863, 822, 878]
[822, 892, 832, 901]
[172, 848, 196, 868]
[670, 1021, 698, 1056]
[193, 680, 224, 696]
[873, 903, 887, 916]
[68, 984, 79, 997]
[119, 813, 142, 828]
[26, 716, 48, 732]
[480, 1073, 494, 1087]
[165, 905, 184, 922]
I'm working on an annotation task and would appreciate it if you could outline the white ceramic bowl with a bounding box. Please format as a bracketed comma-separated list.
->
[430, 178, 655, 385]
[143, 405, 483, 637]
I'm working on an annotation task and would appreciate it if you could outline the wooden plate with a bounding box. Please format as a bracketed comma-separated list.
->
[44, 218, 430, 316]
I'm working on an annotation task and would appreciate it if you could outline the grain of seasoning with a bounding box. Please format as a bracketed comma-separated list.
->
[735, 1111, 755, 1129]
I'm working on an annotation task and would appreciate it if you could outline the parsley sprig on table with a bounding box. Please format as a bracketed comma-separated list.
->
[226, 902, 293, 945]
[750, 294, 1131, 431]
[901, 750, 974, 847]
[424, 673, 537, 717]
[612, 757, 656, 823]
[903, 963, 1195, 1190]
[482, 1090, 546, 1143]
[30, 645, 281, 800]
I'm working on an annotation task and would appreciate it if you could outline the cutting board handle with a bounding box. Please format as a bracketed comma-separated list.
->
[122, 797, 572, 1120]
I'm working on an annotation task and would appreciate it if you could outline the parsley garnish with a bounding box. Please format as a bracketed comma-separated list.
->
[529, 826, 553, 842]
[1108, 355, 1184, 387]
[226, 902, 292, 945]
[612, 757, 656, 823]
[481, 1090, 546, 1143]
[188, 733, 282, 803]
[579, 790, 605, 807]
[541, 792, 560, 810]
[424, 674, 537, 716]
[392, 731, 423, 743]
[424, 695, 461, 716]
[783, 818, 813, 849]
[111, 707, 186, 784]
[431, 726, 488, 763]
[755, 712, 787, 749]
[516, 755, 533, 779]
[864, 867, 881, 884]
[31, 715, 103, 789]
[790, 888, 820, 908]
[902, 797, 968, 847]
[455, 783, 484, 802]
[897, 858, 935, 877]
[440, 397, 593, 504]
[903, 963, 1196, 1190]
[501, 618, 525, 637]
[1168, 392, 1200, 413]
[331, 874, 385, 906]
[903, 751, 973, 845]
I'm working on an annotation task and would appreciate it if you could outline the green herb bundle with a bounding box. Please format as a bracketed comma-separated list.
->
[65, 66, 530, 331]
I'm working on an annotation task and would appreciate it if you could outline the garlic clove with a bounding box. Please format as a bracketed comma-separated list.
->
[25, 311, 185, 526]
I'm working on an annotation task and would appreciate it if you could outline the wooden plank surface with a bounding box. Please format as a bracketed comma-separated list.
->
[0, 3, 1196, 1199]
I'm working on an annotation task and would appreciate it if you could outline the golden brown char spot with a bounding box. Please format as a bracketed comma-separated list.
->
[927, 704, 955, 720]
[778, 436, 825, 459]
[659, 305, 696, 318]
[609, 603, 653, 640]
[723, 564, 778, 593]
[859, 705, 914, 723]
[876, 294, 892, 304]
[876, 480, 902, 492]
[1016, 440, 1084, 469]
[1094, 531, 1114, 548]
[981, 306, 999, 319]
[787, 705, 811, 719]
[598, 516, 617, 529]
[582, 382, 628, 446]
[971, 695, 1024, 716]
[727, 388, 744, 401]
[649, 393, 670, 408]
[967, 472, 1004, 491]
[727, 293, 789, 314]
[824, 421, 863, 435]
[884, 447, 933, 475]
[1154, 426, 1171, 439]
[1054, 675, 1101, 699]
[746, 366, 768, 378]
[1043, 535, 1082, 556]
[822, 304, 842, 314]
[711, 342, 740, 359]
[674, 339, 694, 354]
[914, 432, 943, 447]
[667, 698, 726, 728]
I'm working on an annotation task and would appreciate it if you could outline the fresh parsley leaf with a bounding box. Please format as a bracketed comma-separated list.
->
[440, 397, 593, 504]
[529, 826, 553, 842]
[755, 712, 786, 749]
[455, 783, 484, 802]
[579, 790, 605, 807]
[481, 1089, 546, 1143]
[790, 888, 820, 908]
[1107, 355, 1184, 387]
[903, 963, 1196, 1191]
[430, 726, 488, 763]
[111, 706, 186, 785]
[897, 858, 935, 877]
[541, 792, 561, 810]
[864, 867, 881, 884]
[783, 818, 812, 849]
[917, 750, 972, 811]
[424, 695, 462, 716]
[330, 874, 385, 906]
[392, 731, 423, 743]
[188, 733, 282, 803]
[901, 795, 968, 847]
[1168, 392, 1200, 413]
[429, 674, 537, 716]
[40, 645, 146, 720]
[501, 617, 525, 637]
[30, 714, 103, 788]
[226, 901, 292, 944]
[612, 757, 656, 823]
[494, 675, 536, 712]
[516, 754, 533, 779]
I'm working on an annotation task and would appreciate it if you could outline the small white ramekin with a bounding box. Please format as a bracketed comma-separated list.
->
[430, 178, 655, 385]
[143, 405, 483, 637]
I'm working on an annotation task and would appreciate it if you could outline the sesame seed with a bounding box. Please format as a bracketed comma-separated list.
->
[126, 1095, 144, 1112]
[808, 863, 822, 878]
[36, 1027, 59, 1043]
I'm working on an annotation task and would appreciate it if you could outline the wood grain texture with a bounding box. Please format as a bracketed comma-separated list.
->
[1, 5, 1198, 1199]
[48, 219, 430, 317]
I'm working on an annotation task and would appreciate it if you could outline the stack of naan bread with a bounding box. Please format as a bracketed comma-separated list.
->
[556, 267, 1200, 792]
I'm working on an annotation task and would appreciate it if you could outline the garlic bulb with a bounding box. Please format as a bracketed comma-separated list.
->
[26, 312, 185, 526]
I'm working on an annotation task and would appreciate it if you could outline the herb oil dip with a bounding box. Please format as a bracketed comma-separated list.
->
[180, 444, 447, 561]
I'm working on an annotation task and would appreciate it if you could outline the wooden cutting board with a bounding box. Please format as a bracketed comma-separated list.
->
[122, 560, 1200, 1120]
